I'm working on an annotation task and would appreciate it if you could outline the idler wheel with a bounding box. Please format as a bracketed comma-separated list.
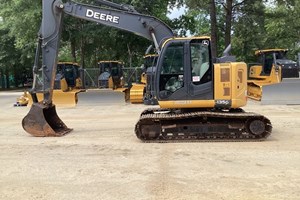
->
[248, 119, 266, 135]
[140, 124, 160, 140]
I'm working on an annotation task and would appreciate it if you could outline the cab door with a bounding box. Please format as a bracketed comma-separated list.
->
[155, 38, 214, 102]
[155, 40, 187, 101]
[188, 39, 213, 100]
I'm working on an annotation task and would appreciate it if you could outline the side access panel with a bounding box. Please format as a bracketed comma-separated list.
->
[214, 62, 247, 108]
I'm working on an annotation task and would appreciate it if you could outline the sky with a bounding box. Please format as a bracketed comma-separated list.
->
[167, 5, 186, 19]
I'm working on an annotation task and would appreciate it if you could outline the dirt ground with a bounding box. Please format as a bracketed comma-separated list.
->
[0, 90, 299, 200]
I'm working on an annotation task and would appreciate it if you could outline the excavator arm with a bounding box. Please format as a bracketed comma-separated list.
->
[22, 0, 174, 137]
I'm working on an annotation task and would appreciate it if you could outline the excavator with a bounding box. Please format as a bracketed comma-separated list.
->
[98, 60, 126, 91]
[15, 62, 84, 107]
[22, 0, 272, 141]
[247, 49, 300, 104]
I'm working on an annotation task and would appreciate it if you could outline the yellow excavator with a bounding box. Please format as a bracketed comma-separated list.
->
[22, 0, 272, 141]
[15, 62, 84, 107]
[247, 49, 300, 104]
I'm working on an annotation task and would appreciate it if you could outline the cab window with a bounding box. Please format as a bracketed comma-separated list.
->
[191, 41, 210, 85]
[159, 43, 184, 94]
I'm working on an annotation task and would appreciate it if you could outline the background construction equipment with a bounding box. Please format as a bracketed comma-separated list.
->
[247, 49, 300, 104]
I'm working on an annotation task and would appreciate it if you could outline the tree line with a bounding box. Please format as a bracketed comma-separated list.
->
[0, 0, 299, 88]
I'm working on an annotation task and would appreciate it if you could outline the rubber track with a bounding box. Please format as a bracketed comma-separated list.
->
[135, 108, 272, 143]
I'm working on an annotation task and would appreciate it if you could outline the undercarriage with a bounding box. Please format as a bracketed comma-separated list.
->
[135, 108, 272, 142]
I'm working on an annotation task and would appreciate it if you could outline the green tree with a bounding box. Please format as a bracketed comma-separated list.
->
[232, 0, 300, 62]
[264, 1, 300, 58]
[0, 0, 40, 88]
[231, 0, 266, 62]
[0, 28, 31, 88]
[173, 0, 270, 59]
[180, 0, 219, 58]
[56, 0, 176, 69]
[0, 0, 41, 54]
[0, 0, 180, 88]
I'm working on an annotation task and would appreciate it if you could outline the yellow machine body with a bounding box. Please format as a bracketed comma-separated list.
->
[27, 89, 84, 107]
[158, 62, 247, 109]
[108, 76, 114, 89]
[247, 50, 282, 101]
[51, 62, 84, 106]
[128, 72, 147, 104]
[14, 91, 30, 106]
[16, 62, 85, 107]
[140, 73, 147, 84]
[98, 60, 127, 90]
[108, 76, 126, 90]
[248, 65, 281, 82]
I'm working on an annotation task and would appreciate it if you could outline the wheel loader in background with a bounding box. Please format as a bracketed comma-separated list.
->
[22, 0, 272, 142]
[15, 62, 85, 107]
[247, 49, 300, 104]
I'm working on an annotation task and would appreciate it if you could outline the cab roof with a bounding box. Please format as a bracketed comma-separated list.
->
[255, 49, 288, 56]
[58, 62, 80, 66]
[97, 60, 124, 64]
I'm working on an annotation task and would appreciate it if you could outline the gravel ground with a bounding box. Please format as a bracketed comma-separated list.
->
[0, 89, 299, 200]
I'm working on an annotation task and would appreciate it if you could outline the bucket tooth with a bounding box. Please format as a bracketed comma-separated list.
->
[22, 103, 72, 137]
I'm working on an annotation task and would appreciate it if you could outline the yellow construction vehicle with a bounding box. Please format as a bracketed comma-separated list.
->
[129, 54, 158, 104]
[14, 93, 30, 107]
[98, 60, 126, 92]
[15, 62, 84, 107]
[55, 62, 83, 90]
[22, 0, 272, 141]
[247, 49, 300, 103]
[50, 62, 85, 106]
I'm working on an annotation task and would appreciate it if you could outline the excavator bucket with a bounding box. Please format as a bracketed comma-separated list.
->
[261, 78, 300, 105]
[22, 103, 72, 137]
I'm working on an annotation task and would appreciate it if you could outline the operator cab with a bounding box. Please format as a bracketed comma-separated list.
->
[155, 38, 213, 101]
[55, 62, 80, 89]
[259, 52, 274, 76]
[99, 61, 124, 77]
